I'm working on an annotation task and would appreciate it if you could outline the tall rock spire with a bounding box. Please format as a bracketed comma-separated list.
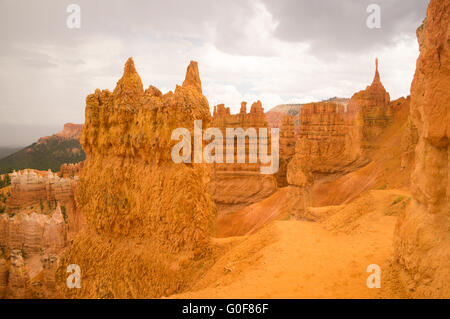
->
[371, 57, 383, 88]
[113, 57, 144, 97]
[182, 60, 202, 93]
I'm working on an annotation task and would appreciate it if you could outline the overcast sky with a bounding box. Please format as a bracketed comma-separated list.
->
[0, 0, 429, 146]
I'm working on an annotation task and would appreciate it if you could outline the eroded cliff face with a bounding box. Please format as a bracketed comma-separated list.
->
[296, 102, 363, 174]
[276, 115, 296, 187]
[394, 0, 450, 298]
[0, 207, 66, 298]
[55, 58, 216, 298]
[59, 162, 84, 178]
[6, 169, 82, 240]
[209, 101, 277, 214]
[0, 166, 83, 298]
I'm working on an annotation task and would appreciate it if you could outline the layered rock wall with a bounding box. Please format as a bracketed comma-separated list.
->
[295, 101, 362, 174]
[209, 101, 277, 213]
[59, 162, 84, 178]
[6, 169, 83, 240]
[276, 115, 296, 187]
[0, 206, 65, 299]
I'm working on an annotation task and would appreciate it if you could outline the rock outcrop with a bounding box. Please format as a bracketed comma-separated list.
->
[59, 162, 84, 178]
[209, 101, 277, 214]
[39, 123, 83, 144]
[400, 112, 418, 171]
[0, 207, 67, 298]
[6, 169, 82, 240]
[285, 60, 400, 217]
[0, 257, 7, 298]
[295, 101, 363, 174]
[265, 104, 302, 130]
[348, 59, 392, 148]
[276, 115, 296, 187]
[394, 0, 449, 298]
[7, 250, 28, 298]
[7, 169, 76, 209]
[55, 58, 216, 298]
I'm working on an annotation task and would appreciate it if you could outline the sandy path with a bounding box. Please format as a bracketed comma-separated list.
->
[174, 190, 409, 299]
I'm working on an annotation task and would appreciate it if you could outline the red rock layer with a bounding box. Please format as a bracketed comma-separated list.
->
[59, 162, 84, 178]
[276, 115, 296, 187]
[394, 0, 450, 298]
[210, 101, 277, 214]
[0, 205, 67, 299]
[55, 58, 216, 298]
[38, 123, 83, 143]
[295, 101, 362, 174]
[6, 169, 83, 240]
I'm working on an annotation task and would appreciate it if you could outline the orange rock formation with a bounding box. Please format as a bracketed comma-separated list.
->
[296, 101, 363, 174]
[0, 206, 67, 298]
[209, 101, 277, 214]
[55, 58, 216, 298]
[5, 169, 82, 240]
[276, 115, 296, 187]
[38, 123, 83, 144]
[394, 0, 450, 298]
[59, 162, 84, 178]
[347, 59, 393, 148]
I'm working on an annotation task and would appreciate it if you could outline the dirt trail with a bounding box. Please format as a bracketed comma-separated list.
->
[174, 189, 409, 299]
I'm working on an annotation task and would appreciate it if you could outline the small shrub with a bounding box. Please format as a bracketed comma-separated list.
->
[392, 196, 405, 205]
[61, 205, 68, 223]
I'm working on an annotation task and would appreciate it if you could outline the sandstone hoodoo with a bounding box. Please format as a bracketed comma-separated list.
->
[55, 58, 216, 298]
[348, 58, 393, 149]
[394, 0, 449, 298]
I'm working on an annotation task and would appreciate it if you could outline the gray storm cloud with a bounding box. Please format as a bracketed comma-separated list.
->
[0, 0, 428, 146]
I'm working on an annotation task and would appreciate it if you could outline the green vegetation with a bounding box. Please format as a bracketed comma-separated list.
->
[0, 137, 85, 174]
[61, 205, 68, 223]
[392, 196, 405, 205]
[0, 173, 11, 188]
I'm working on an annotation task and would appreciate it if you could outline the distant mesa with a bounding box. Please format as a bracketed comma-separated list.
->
[0, 123, 85, 174]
